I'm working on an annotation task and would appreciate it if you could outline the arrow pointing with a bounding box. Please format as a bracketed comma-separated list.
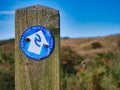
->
[27, 30, 49, 55]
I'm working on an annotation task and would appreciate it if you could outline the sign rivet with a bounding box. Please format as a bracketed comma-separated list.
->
[26, 38, 30, 42]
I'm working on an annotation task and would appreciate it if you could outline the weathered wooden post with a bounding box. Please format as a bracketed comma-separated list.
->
[15, 5, 60, 90]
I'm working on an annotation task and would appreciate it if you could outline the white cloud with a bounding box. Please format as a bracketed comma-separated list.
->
[0, 11, 14, 14]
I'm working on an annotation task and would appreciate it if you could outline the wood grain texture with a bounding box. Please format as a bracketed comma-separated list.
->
[15, 5, 60, 90]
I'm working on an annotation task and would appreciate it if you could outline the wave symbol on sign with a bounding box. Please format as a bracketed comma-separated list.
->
[34, 34, 41, 47]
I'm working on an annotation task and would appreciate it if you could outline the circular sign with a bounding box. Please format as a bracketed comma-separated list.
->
[20, 26, 55, 60]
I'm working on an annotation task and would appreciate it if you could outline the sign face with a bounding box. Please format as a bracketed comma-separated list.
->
[20, 26, 55, 60]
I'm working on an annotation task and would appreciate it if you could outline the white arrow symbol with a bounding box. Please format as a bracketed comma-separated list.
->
[27, 30, 49, 55]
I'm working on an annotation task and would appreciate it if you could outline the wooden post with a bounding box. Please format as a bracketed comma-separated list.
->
[15, 5, 60, 90]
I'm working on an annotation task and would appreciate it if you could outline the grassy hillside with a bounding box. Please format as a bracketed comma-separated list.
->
[61, 34, 120, 90]
[0, 34, 120, 90]
[0, 39, 15, 90]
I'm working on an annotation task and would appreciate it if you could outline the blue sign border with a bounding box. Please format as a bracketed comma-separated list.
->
[20, 25, 55, 60]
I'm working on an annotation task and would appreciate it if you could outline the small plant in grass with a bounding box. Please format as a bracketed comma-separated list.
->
[0, 70, 14, 90]
[61, 46, 84, 89]
[61, 47, 84, 75]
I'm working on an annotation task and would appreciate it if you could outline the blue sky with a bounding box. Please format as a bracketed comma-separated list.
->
[0, 0, 120, 40]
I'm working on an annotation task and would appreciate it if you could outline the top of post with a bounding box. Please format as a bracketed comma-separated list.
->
[17, 4, 59, 12]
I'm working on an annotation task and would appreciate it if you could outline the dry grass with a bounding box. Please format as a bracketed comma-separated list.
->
[0, 34, 120, 90]
[61, 34, 120, 57]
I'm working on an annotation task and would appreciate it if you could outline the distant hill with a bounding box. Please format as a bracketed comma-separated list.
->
[0, 39, 15, 51]
[61, 34, 120, 57]
[0, 34, 120, 54]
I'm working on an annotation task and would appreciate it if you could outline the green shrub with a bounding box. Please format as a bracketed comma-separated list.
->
[0, 51, 14, 65]
[61, 46, 84, 89]
[0, 71, 14, 90]
[0, 50, 14, 90]
[97, 52, 118, 63]
[63, 37, 70, 39]
[91, 42, 103, 49]
[117, 39, 120, 47]
[61, 47, 84, 75]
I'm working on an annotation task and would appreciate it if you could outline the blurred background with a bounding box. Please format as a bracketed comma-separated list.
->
[0, 0, 120, 90]
[0, 0, 120, 40]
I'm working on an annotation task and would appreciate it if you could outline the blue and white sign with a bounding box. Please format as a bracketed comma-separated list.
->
[20, 26, 55, 60]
